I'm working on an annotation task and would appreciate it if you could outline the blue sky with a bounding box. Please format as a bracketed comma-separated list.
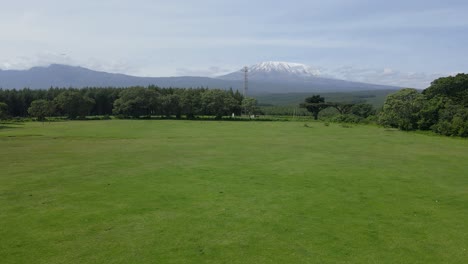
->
[1, 0, 467, 88]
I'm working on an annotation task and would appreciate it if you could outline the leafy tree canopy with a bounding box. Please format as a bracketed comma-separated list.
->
[242, 97, 260, 116]
[54, 91, 95, 119]
[379, 88, 425, 131]
[350, 103, 375, 118]
[113, 87, 160, 118]
[423, 73, 468, 106]
[0, 102, 8, 120]
[201, 89, 239, 119]
[28, 100, 55, 121]
[300, 95, 328, 120]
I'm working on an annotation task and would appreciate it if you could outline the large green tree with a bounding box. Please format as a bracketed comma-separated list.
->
[329, 102, 355, 115]
[54, 91, 95, 119]
[350, 103, 375, 118]
[113, 87, 160, 118]
[242, 97, 260, 116]
[432, 103, 468, 137]
[0, 102, 8, 120]
[201, 89, 238, 119]
[416, 96, 449, 130]
[229, 88, 244, 115]
[423, 73, 468, 106]
[180, 89, 202, 119]
[300, 95, 328, 120]
[86, 88, 121, 116]
[28, 100, 55, 121]
[379, 88, 425, 130]
[160, 94, 182, 118]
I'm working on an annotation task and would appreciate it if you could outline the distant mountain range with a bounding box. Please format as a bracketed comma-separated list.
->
[0, 62, 400, 93]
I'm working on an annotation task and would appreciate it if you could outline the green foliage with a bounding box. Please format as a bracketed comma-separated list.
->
[299, 97, 377, 124]
[85, 87, 122, 115]
[420, 73, 468, 136]
[242, 97, 260, 115]
[416, 96, 448, 130]
[113, 87, 160, 118]
[161, 94, 182, 118]
[0, 102, 8, 120]
[180, 88, 203, 119]
[54, 91, 95, 119]
[350, 103, 376, 118]
[329, 102, 355, 115]
[300, 95, 328, 120]
[379, 88, 425, 131]
[328, 114, 365, 124]
[0, 88, 71, 117]
[259, 105, 309, 116]
[28, 99, 55, 121]
[432, 103, 468, 137]
[378, 73, 468, 137]
[228, 88, 244, 108]
[423, 73, 468, 106]
[0, 87, 249, 120]
[201, 89, 239, 119]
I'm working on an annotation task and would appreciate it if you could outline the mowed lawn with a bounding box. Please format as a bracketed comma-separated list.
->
[0, 120, 467, 264]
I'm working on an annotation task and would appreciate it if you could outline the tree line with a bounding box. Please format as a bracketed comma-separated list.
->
[379, 74, 467, 137]
[300, 74, 467, 137]
[300, 95, 376, 121]
[0, 86, 261, 120]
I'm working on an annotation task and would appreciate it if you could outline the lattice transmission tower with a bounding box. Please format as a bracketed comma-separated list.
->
[242, 66, 248, 97]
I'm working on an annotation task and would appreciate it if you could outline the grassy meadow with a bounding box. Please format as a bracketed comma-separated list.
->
[0, 120, 467, 263]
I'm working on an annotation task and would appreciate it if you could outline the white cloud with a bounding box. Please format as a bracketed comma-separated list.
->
[1, 52, 75, 70]
[324, 66, 448, 88]
[0, 53, 460, 89]
[175, 66, 233, 77]
[383, 68, 395, 75]
[0, 52, 136, 73]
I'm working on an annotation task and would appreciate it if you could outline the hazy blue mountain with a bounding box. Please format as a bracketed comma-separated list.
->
[0, 63, 400, 93]
[0, 64, 234, 89]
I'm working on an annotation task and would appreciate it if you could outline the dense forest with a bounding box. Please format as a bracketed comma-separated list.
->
[379, 74, 468, 137]
[298, 74, 467, 137]
[0, 86, 261, 120]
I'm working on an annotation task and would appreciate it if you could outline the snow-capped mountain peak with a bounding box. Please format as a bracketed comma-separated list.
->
[250, 61, 322, 77]
[218, 61, 322, 81]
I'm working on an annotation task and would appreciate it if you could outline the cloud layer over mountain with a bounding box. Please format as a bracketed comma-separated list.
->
[1, 0, 466, 88]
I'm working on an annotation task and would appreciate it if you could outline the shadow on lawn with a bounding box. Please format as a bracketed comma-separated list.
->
[0, 122, 25, 130]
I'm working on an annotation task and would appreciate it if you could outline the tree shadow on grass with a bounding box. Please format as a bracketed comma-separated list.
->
[0, 122, 25, 130]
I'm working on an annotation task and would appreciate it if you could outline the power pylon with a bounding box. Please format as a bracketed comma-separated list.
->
[242, 66, 248, 97]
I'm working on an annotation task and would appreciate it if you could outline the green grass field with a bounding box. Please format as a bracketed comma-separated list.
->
[1, 120, 467, 263]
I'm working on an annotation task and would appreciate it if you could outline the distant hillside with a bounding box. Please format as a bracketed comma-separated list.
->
[254, 89, 398, 108]
[0, 64, 239, 90]
[0, 63, 401, 93]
